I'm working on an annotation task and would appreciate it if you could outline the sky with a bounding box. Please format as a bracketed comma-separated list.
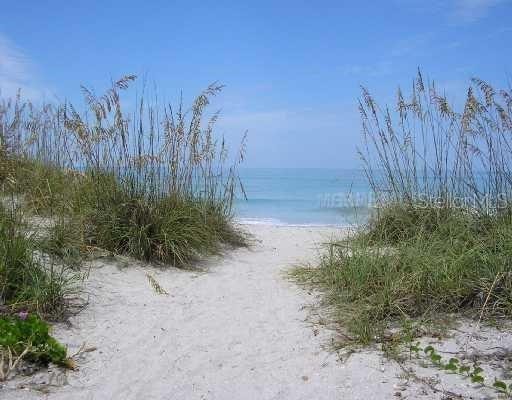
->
[1, 0, 511, 168]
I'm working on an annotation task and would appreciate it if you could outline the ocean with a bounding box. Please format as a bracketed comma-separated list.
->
[234, 168, 373, 226]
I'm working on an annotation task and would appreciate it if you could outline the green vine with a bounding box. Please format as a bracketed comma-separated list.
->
[409, 342, 511, 396]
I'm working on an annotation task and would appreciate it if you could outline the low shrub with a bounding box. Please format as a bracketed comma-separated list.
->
[0, 313, 67, 367]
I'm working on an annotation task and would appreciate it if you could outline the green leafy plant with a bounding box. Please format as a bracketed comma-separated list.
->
[409, 342, 512, 396]
[0, 313, 71, 381]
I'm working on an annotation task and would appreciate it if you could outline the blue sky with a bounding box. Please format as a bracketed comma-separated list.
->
[1, 0, 511, 167]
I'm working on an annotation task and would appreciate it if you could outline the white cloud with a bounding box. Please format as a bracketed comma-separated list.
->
[0, 34, 47, 99]
[453, 0, 504, 22]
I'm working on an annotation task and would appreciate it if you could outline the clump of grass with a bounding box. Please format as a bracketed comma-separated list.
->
[294, 71, 512, 344]
[360, 203, 472, 245]
[0, 76, 247, 268]
[80, 178, 244, 265]
[295, 212, 512, 343]
[0, 206, 78, 320]
[2, 159, 73, 215]
[37, 216, 85, 270]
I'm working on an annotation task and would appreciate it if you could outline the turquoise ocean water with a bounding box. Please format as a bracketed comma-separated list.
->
[234, 168, 372, 226]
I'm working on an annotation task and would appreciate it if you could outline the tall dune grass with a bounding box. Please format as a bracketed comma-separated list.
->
[293, 71, 512, 343]
[359, 70, 512, 213]
[0, 76, 246, 267]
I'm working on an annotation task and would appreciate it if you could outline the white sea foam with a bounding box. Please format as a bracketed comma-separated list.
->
[235, 217, 346, 228]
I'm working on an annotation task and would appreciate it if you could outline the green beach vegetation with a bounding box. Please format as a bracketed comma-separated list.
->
[0, 75, 246, 377]
[0, 205, 79, 320]
[1, 75, 246, 265]
[293, 70, 512, 344]
[0, 205, 78, 378]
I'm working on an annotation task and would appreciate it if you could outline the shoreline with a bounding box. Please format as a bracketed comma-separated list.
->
[235, 217, 354, 229]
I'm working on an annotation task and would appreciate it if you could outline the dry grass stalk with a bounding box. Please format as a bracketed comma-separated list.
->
[146, 273, 169, 295]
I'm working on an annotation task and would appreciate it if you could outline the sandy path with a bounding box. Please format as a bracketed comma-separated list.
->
[3, 225, 502, 399]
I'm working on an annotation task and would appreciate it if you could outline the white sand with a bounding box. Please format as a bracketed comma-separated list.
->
[2, 225, 510, 399]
